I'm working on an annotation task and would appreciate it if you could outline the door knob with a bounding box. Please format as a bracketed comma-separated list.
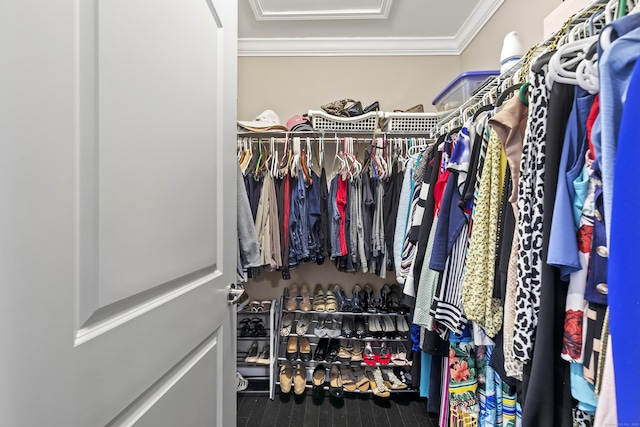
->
[226, 283, 245, 306]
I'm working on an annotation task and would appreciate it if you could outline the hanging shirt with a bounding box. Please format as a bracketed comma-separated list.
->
[547, 87, 594, 280]
[461, 128, 504, 338]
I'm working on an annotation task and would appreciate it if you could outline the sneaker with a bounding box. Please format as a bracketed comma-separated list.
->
[236, 372, 248, 392]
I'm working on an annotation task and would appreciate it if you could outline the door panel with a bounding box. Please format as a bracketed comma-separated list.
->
[97, 0, 219, 306]
[0, 0, 237, 425]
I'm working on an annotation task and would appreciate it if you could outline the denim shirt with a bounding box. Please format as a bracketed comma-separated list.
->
[307, 170, 322, 263]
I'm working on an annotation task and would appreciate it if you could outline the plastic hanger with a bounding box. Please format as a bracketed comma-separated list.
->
[547, 35, 597, 90]
[254, 138, 264, 176]
[518, 82, 531, 106]
[495, 83, 523, 107]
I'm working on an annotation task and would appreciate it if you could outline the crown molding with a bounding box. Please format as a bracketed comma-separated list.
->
[238, 36, 459, 57]
[454, 0, 506, 53]
[249, 0, 393, 21]
[239, 0, 505, 56]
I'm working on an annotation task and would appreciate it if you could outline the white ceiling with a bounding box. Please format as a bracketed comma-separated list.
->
[238, 0, 506, 56]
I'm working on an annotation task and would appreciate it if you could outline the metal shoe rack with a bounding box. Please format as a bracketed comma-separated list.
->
[273, 290, 417, 396]
[237, 298, 278, 399]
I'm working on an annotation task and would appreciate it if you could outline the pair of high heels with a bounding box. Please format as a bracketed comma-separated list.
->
[380, 284, 410, 314]
[284, 283, 312, 311]
[313, 337, 339, 362]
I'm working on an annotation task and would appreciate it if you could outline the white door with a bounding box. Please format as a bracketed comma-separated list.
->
[0, 0, 238, 425]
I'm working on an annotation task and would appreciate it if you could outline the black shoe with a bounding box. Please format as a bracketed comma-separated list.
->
[326, 339, 340, 362]
[364, 284, 377, 313]
[351, 285, 364, 313]
[354, 316, 367, 339]
[333, 284, 352, 312]
[379, 284, 391, 313]
[314, 337, 330, 361]
[390, 284, 410, 314]
[312, 364, 327, 398]
[342, 317, 354, 338]
[286, 336, 298, 361]
[363, 101, 380, 113]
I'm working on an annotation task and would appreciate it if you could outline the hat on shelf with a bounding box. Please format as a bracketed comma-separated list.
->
[238, 110, 288, 132]
[285, 114, 314, 132]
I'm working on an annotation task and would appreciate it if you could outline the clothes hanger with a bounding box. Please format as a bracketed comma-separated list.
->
[278, 135, 290, 169]
[495, 81, 522, 107]
[547, 35, 597, 90]
[240, 138, 253, 175]
[254, 138, 264, 176]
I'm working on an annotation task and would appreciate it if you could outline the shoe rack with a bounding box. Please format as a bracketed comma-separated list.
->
[274, 284, 415, 397]
[237, 298, 278, 399]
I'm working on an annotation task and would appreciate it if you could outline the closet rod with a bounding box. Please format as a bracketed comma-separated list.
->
[436, 0, 609, 130]
[237, 131, 436, 139]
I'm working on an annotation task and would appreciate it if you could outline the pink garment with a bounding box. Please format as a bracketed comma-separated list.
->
[336, 176, 348, 256]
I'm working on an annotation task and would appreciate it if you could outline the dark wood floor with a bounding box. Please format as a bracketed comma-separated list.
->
[237, 392, 438, 427]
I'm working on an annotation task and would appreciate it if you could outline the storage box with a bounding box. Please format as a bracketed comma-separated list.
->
[432, 70, 499, 112]
[308, 110, 379, 132]
[382, 112, 439, 133]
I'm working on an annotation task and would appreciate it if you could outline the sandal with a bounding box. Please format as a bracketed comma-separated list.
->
[352, 367, 370, 392]
[299, 283, 312, 311]
[236, 371, 249, 392]
[351, 340, 363, 362]
[340, 365, 357, 392]
[312, 364, 326, 397]
[329, 365, 344, 398]
[391, 343, 410, 366]
[279, 361, 293, 393]
[363, 342, 377, 366]
[365, 367, 390, 398]
[280, 313, 295, 337]
[239, 318, 251, 337]
[285, 283, 299, 311]
[351, 285, 364, 313]
[260, 300, 272, 312]
[377, 342, 391, 365]
[312, 284, 326, 312]
[252, 318, 267, 337]
[337, 339, 352, 361]
[324, 288, 338, 313]
[333, 284, 352, 312]
[382, 368, 407, 390]
[364, 284, 376, 313]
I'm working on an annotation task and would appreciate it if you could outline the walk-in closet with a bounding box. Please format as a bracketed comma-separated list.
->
[235, 0, 640, 426]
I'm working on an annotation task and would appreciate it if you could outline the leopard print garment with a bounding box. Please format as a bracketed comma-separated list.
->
[512, 69, 549, 363]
